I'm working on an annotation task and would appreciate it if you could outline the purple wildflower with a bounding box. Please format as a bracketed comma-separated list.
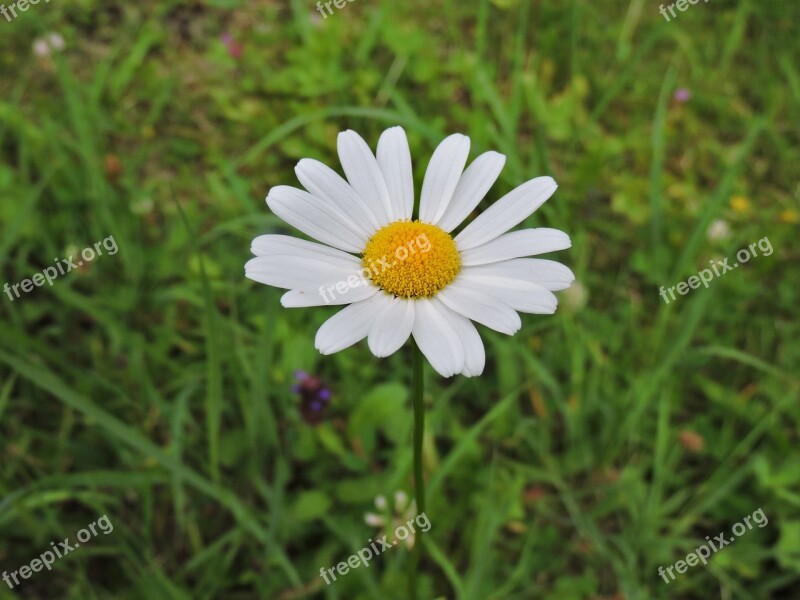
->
[674, 88, 691, 103]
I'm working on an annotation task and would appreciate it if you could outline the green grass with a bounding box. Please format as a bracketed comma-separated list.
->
[1, 0, 799, 598]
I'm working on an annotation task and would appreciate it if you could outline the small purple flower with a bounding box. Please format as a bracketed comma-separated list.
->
[220, 32, 243, 60]
[293, 371, 332, 425]
[674, 88, 691, 103]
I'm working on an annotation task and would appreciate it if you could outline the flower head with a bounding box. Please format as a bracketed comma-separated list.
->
[706, 219, 731, 242]
[674, 88, 691, 103]
[33, 33, 65, 58]
[292, 370, 332, 425]
[364, 491, 418, 549]
[246, 127, 573, 377]
[220, 32, 242, 59]
[730, 195, 751, 214]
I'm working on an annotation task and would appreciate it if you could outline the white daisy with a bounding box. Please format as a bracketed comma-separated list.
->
[246, 127, 573, 378]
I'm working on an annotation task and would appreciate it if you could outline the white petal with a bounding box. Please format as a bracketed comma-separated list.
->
[315, 293, 391, 354]
[377, 127, 414, 221]
[437, 151, 506, 232]
[419, 134, 470, 225]
[465, 259, 575, 291]
[394, 490, 409, 509]
[251, 234, 360, 267]
[266, 186, 366, 252]
[437, 307, 485, 377]
[455, 176, 557, 250]
[337, 130, 393, 225]
[457, 273, 558, 314]
[245, 255, 362, 290]
[295, 159, 381, 234]
[436, 281, 521, 335]
[368, 298, 415, 357]
[459, 228, 571, 266]
[281, 284, 379, 307]
[364, 513, 384, 527]
[411, 298, 465, 377]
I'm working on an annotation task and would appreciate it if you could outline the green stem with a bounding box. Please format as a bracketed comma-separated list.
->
[409, 343, 425, 600]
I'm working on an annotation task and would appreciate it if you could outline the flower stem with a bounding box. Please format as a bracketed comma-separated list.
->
[409, 343, 425, 600]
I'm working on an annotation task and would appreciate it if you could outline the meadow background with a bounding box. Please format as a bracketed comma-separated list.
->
[1, 0, 799, 598]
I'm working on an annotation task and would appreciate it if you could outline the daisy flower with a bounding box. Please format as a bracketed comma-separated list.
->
[245, 127, 573, 377]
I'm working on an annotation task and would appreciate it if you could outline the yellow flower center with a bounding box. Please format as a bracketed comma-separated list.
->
[362, 221, 461, 298]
